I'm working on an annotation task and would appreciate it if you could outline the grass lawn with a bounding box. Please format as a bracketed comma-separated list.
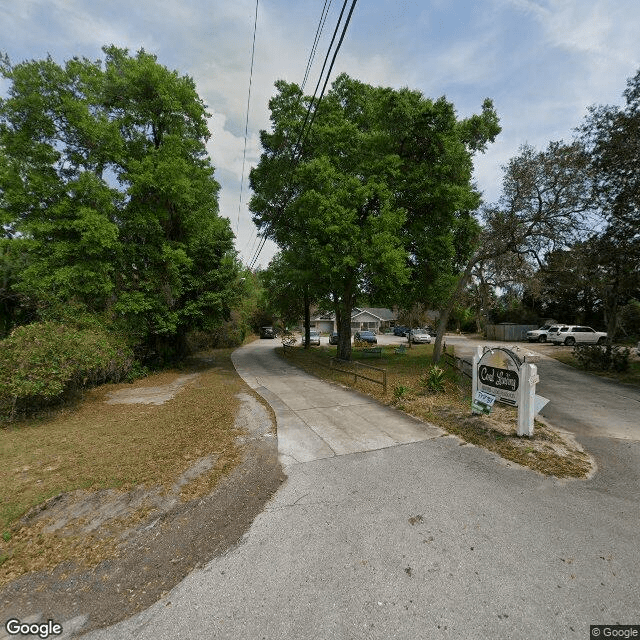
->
[0, 349, 248, 585]
[280, 343, 593, 479]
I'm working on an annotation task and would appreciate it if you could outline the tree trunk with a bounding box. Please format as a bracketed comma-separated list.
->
[337, 279, 355, 361]
[303, 285, 310, 349]
[432, 250, 479, 363]
[604, 277, 620, 361]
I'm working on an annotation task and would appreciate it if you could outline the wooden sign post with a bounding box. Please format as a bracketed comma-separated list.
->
[472, 346, 545, 437]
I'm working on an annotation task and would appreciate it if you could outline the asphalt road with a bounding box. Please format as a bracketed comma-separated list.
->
[81, 338, 640, 640]
[441, 334, 640, 442]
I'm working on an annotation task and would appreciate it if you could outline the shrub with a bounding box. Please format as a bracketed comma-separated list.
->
[0, 321, 134, 421]
[572, 345, 630, 373]
[419, 365, 446, 392]
[611, 347, 631, 372]
[393, 384, 412, 400]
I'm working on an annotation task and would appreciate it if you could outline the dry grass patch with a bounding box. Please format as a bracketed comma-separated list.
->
[279, 344, 593, 479]
[0, 349, 248, 586]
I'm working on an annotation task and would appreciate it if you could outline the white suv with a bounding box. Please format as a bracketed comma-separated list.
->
[526, 324, 553, 343]
[548, 325, 607, 346]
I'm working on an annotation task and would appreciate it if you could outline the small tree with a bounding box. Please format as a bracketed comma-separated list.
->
[432, 141, 594, 361]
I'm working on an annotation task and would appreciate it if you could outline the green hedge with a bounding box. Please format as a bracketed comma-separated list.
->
[0, 321, 134, 422]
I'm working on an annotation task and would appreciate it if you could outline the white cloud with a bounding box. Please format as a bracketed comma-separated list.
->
[4, 0, 640, 267]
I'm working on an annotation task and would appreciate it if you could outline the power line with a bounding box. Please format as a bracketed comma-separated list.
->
[248, 0, 359, 270]
[236, 0, 260, 236]
[297, 0, 358, 158]
[301, 0, 332, 92]
[292, 0, 350, 163]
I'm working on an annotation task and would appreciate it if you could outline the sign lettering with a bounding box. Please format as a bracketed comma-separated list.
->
[478, 365, 519, 392]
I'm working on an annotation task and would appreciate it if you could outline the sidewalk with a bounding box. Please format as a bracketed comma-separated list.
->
[231, 339, 443, 465]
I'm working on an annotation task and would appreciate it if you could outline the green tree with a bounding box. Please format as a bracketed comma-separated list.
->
[581, 69, 640, 236]
[250, 74, 500, 360]
[0, 47, 239, 358]
[259, 251, 312, 336]
[579, 69, 640, 345]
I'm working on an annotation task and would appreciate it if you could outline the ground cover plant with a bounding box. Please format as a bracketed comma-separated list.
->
[0, 348, 249, 586]
[279, 343, 593, 478]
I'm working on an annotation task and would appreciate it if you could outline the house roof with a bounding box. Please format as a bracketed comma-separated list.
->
[352, 307, 396, 321]
[311, 307, 396, 322]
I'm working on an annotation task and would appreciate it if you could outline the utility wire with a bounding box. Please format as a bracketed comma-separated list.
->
[237, 0, 260, 237]
[248, 0, 359, 270]
[292, 0, 350, 163]
[247, 0, 339, 268]
[301, 0, 332, 92]
[297, 0, 358, 158]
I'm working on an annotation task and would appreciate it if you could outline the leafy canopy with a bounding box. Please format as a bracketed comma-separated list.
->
[250, 73, 500, 359]
[0, 47, 239, 353]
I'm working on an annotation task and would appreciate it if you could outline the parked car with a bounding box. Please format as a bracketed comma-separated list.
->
[354, 330, 377, 344]
[259, 326, 275, 339]
[328, 331, 339, 345]
[301, 330, 321, 346]
[407, 329, 431, 344]
[526, 324, 553, 343]
[393, 325, 409, 336]
[548, 325, 607, 346]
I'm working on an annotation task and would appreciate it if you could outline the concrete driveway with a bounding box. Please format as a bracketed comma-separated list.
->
[231, 339, 443, 465]
[82, 338, 640, 640]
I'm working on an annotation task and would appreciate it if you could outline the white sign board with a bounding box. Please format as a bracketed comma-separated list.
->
[472, 390, 497, 415]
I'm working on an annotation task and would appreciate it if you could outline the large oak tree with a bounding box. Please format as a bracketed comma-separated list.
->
[250, 74, 500, 360]
[0, 47, 239, 356]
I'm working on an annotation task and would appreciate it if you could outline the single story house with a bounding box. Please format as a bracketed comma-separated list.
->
[309, 307, 397, 334]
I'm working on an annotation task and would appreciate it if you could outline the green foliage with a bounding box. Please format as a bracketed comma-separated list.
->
[0, 320, 133, 421]
[620, 299, 640, 337]
[0, 47, 239, 357]
[572, 345, 630, 373]
[393, 384, 412, 400]
[250, 74, 500, 360]
[419, 365, 446, 392]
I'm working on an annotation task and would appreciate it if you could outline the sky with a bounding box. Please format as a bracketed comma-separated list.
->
[1, 0, 639, 268]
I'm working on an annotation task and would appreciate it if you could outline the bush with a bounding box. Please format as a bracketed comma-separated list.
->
[0, 321, 134, 421]
[419, 365, 446, 392]
[393, 384, 412, 400]
[611, 347, 631, 372]
[572, 344, 630, 373]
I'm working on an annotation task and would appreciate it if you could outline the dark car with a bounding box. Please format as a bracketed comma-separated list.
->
[393, 325, 409, 336]
[328, 332, 339, 345]
[354, 330, 377, 344]
[260, 326, 275, 339]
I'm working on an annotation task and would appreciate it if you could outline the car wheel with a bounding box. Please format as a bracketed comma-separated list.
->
[538, 335, 546, 343]
[597, 337, 606, 345]
[565, 337, 576, 346]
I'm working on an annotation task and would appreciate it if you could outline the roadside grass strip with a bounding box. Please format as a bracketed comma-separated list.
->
[280, 344, 593, 479]
[0, 349, 247, 586]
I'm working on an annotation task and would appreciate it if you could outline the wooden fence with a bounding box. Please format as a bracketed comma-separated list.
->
[330, 357, 387, 393]
[442, 351, 473, 380]
[485, 324, 538, 341]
